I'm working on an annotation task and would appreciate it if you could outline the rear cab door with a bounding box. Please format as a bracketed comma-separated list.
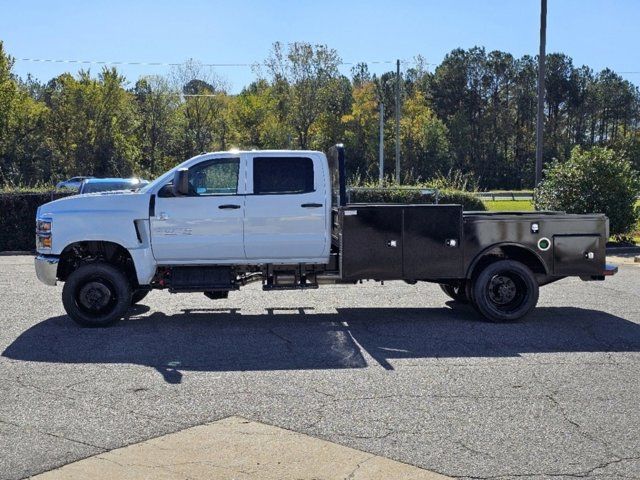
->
[243, 152, 330, 263]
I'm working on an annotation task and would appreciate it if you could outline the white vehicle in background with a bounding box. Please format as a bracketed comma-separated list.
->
[79, 178, 149, 194]
[55, 176, 94, 190]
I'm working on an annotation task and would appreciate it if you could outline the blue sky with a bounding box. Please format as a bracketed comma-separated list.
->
[1, 0, 638, 92]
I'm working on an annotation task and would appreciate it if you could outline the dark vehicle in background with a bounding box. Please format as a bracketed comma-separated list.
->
[79, 178, 149, 194]
[55, 176, 94, 190]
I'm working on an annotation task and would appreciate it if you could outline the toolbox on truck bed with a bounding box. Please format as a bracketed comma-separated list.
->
[335, 204, 464, 281]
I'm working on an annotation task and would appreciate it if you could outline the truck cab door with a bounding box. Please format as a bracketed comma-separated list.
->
[150, 156, 246, 263]
[243, 153, 330, 262]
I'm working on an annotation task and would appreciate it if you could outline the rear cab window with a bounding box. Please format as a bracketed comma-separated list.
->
[252, 157, 314, 194]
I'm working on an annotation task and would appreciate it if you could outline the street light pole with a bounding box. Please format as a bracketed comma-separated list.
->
[535, 0, 547, 187]
[395, 59, 401, 184]
[379, 102, 385, 185]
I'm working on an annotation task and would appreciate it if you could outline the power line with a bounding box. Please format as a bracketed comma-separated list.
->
[14, 57, 639, 73]
[15, 57, 638, 79]
[15, 57, 426, 68]
[17, 58, 253, 67]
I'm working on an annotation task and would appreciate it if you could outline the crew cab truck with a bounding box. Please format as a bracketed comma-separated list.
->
[34, 145, 618, 327]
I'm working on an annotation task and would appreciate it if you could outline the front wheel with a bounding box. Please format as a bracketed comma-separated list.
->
[471, 260, 539, 322]
[62, 263, 132, 327]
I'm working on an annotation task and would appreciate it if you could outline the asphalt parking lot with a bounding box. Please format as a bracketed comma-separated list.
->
[1, 255, 639, 480]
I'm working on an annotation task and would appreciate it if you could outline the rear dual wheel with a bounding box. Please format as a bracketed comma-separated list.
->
[470, 260, 539, 322]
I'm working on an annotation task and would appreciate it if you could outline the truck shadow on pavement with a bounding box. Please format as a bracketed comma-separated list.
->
[4, 305, 640, 383]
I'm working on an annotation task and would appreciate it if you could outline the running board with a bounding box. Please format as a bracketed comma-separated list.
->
[168, 266, 237, 293]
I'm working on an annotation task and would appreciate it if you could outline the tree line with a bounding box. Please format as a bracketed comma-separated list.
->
[0, 40, 639, 190]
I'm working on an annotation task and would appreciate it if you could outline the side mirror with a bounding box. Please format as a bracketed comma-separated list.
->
[158, 184, 174, 197]
[172, 168, 189, 196]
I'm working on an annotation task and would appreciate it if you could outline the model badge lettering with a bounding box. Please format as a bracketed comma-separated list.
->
[159, 228, 193, 236]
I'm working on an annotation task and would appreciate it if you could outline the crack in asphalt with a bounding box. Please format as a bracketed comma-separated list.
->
[345, 454, 376, 479]
[11, 374, 185, 429]
[457, 453, 640, 479]
[543, 392, 612, 453]
[0, 416, 106, 451]
[266, 329, 294, 352]
[456, 441, 494, 459]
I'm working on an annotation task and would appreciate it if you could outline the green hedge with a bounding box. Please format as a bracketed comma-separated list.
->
[535, 147, 640, 237]
[0, 191, 73, 252]
[348, 187, 486, 211]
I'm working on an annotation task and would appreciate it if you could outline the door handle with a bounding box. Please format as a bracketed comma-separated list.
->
[301, 203, 323, 208]
[158, 212, 169, 221]
[219, 204, 241, 209]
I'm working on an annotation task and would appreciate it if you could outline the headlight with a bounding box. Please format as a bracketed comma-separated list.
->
[37, 219, 52, 233]
[36, 218, 52, 250]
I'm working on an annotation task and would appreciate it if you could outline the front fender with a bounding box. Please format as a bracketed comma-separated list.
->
[51, 210, 142, 254]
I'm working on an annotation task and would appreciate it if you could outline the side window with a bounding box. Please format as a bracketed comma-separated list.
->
[188, 158, 240, 196]
[253, 157, 314, 195]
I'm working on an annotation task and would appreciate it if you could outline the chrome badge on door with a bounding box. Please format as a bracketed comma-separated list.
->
[158, 227, 193, 236]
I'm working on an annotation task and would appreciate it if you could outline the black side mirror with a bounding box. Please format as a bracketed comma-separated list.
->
[158, 184, 174, 197]
[173, 168, 189, 196]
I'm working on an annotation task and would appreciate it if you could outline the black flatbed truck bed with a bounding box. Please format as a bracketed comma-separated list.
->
[333, 205, 610, 282]
[326, 145, 616, 322]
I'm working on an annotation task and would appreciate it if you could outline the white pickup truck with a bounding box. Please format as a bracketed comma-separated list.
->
[35, 146, 617, 327]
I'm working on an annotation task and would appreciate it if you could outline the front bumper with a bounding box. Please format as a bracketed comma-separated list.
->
[35, 255, 60, 286]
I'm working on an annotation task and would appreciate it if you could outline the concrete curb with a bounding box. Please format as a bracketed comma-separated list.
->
[0, 251, 33, 256]
[32, 416, 451, 480]
[606, 246, 640, 255]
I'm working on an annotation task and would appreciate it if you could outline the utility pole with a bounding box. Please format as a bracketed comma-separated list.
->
[535, 0, 547, 186]
[395, 59, 401, 184]
[379, 102, 385, 185]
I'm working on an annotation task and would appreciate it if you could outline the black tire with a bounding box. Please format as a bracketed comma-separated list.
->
[131, 289, 150, 305]
[471, 260, 539, 322]
[62, 262, 132, 327]
[439, 283, 469, 303]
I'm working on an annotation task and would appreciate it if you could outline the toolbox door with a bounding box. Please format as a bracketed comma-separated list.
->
[403, 205, 464, 279]
[340, 206, 403, 280]
[553, 235, 603, 276]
